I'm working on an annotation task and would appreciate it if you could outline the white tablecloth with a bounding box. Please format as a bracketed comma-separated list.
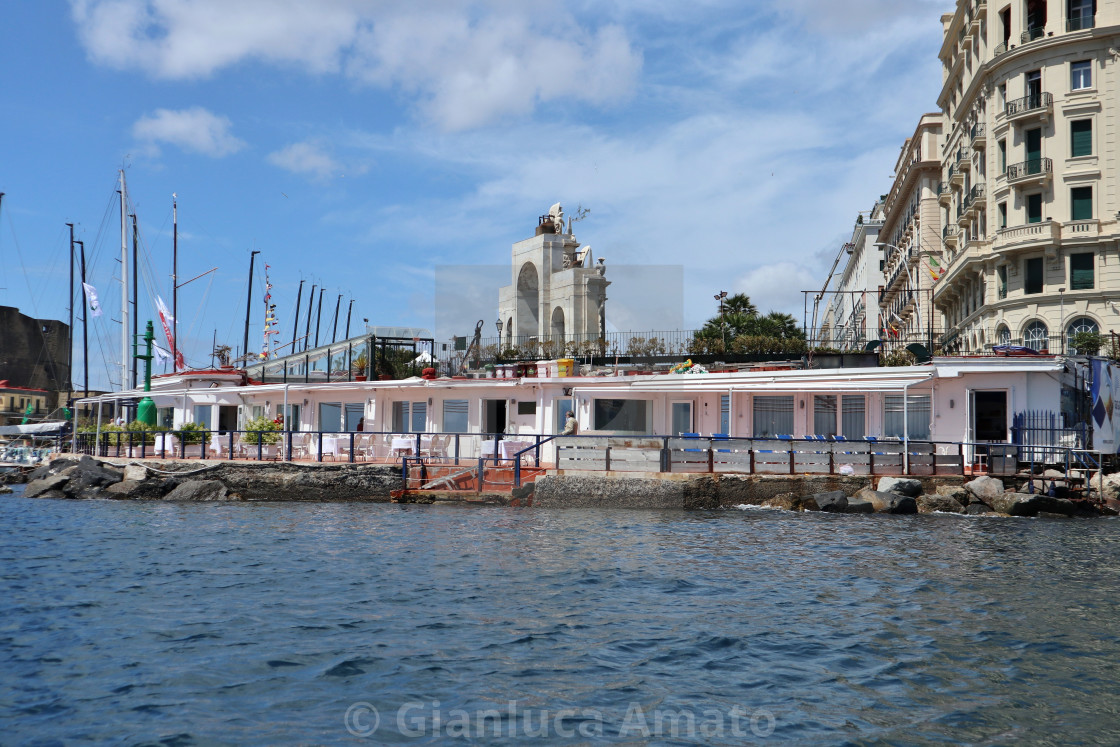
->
[390, 435, 432, 455]
[318, 435, 347, 457]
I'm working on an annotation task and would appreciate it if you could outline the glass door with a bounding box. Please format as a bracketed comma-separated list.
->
[671, 400, 694, 435]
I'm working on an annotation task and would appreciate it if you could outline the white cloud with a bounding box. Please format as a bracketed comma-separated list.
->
[132, 106, 245, 157]
[70, 0, 641, 131]
[267, 141, 342, 179]
[734, 262, 821, 320]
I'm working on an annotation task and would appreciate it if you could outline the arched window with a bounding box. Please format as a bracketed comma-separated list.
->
[1023, 321, 1049, 351]
[995, 324, 1011, 347]
[1067, 317, 1099, 354]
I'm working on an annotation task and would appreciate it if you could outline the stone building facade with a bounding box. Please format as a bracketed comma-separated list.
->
[0, 305, 69, 414]
[935, 0, 1120, 353]
[497, 205, 610, 348]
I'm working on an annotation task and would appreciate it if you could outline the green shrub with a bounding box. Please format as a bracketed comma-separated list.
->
[243, 415, 281, 445]
[177, 421, 207, 445]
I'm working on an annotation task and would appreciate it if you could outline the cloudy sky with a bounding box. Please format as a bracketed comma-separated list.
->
[0, 0, 950, 388]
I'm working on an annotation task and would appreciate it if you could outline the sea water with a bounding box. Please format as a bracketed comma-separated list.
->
[3, 493, 1120, 745]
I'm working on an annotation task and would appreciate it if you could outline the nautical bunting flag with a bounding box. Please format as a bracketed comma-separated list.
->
[155, 296, 186, 371]
[927, 256, 943, 281]
[82, 283, 103, 317]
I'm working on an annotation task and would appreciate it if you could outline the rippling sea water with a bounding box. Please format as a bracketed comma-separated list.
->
[3, 492, 1120, 746]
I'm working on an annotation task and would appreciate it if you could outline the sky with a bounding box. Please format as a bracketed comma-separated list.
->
[0, 0, 951, 390]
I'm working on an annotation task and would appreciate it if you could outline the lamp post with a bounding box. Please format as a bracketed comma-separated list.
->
[714, 290, 728, 352]
[495, 317, 504, 361]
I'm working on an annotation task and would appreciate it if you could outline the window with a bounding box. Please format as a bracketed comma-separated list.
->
[998, 201, 1008, 228]
[443, 399, 469, 433]
[998, 139, 1007, 173]
[411, 401, 427, 433]
[344, 403, 364, 431]
[1024, 321, 1050, 350]
[392, 401, 409, 432]
[192, 405, 212, 430]
[998, 265, 1008, 298]
[671, 401, 694, 435]
[996, 325, 1012, 346]
[752, 395, 794, 438]
[516, 401, 536, 416]
[318, 402, 342, 432]
[882, 395, 931, 441]
[1068, 0, 1096, 30]
[813, 395, 837, 438]
[157, 407, 174, 428]
[1025, 70, 1041, 101]
[1071, 60, 1092, 90]
[251, 405, 264, 420]
[552, 398, 572, 434]
[1025, 257, 1044, 294]
[1071, 119, 1092, 156]
[593, 399, 650, 434]
[1071, 186, 1093, 221]
[841, 396, 865, 440]
[1067, 317, 1099, 352]
[283, 404, 301, 431]
[720, 394, 730, 436]
[1070, 252, 1094, 289]
[1027, 193, 1043, 224]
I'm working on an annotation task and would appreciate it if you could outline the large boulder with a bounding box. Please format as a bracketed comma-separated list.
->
[123, 464, 148, 482]
[877, 477, 922, 497]
[802, 490, 848, 512]
[844, 497, 874, 514]
[917, 494, 965, 514]
[25, 457, 80, 482]
[61, 457, 123, 499]
[103, 478, 180, 501]
[965, 476, 1005, 503]
[163, 479, 230, 502]
[965, 502, 993, 515]
[989, 492, 1076, 517]
[935, 484, 970, 504]
[761, 493, 801, 511]
[1096, 472, 1120, 501]
[24, 474, 71, 498]
[854, 487, 917, 514]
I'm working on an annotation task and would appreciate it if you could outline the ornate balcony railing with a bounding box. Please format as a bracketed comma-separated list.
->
[1005, 92, 1052, 118]
[1020, 26, 1045, 44]
[1006, 158, 1053, 183]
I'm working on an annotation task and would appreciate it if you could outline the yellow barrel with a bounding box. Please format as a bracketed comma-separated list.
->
[557, 358, 575, 377]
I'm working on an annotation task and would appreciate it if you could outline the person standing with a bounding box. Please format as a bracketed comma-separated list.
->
[561, 410, 579, 436]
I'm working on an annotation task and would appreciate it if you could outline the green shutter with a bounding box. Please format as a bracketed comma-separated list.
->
[1071, 120, 1092, 157]
[1071, 187, 1093, 221]
[1025, 257, 1044, 294]
[1070, 253, 1094, 290]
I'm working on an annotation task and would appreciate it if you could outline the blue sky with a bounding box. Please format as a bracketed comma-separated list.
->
[0, 0, 950, 389]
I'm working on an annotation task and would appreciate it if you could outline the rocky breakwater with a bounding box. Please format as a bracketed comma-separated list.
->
[12, 456, 401, 502]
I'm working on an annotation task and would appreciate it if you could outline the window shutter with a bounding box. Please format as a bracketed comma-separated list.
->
[1071, 120, 1092, 157]
[1071, 187, 1093, 221]
[1070, 253, 1094, 290]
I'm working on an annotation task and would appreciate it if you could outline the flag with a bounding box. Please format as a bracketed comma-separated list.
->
[152, 344, 170, 363]
[21, 403, 33, 424]
[927, 256, 942, 281]
[154, 296, 186, 371]
[82, 283, 102, 317]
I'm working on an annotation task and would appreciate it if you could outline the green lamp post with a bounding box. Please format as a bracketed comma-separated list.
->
[135, 321, 157, 426]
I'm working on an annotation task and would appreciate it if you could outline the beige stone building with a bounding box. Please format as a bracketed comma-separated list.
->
[876, 113, 945, 351]
[934, 0, 1119, 353]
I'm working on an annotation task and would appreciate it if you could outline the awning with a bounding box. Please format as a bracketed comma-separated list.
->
[0, 421, 67, 436]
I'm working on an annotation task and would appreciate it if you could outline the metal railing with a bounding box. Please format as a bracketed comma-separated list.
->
[1020, 26, 1046, 44]
[1066, 15, 1094, 32]
[1007, 158, 1052, 181]
[1005, 92, 1052, 117]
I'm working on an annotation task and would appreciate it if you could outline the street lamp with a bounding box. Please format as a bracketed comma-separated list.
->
[714, 291, 728, 352]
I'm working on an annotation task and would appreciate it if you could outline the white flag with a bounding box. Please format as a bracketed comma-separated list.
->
[82, 283, 102, 317]
[152, 344, 170, 363]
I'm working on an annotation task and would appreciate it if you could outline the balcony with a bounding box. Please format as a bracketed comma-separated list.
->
[943, 225, 959, 249]
[957, 146, 973, 171]
[994, 220, 1060, 255]
[1020, 26, 1046, 45]
[957, 202, 969, 228]
[1005, 92, 1053, 123]
[993, 40, 1008, 57]
[1067, 15, 1095, 32]
[970, 123, 986, 148]
[949, 164, 965, 188]
[1062, 219, 1100, 242]
[968, 184, 986, 213]
[1006, 157, 1052, 186]
[938, 181, 952, 206]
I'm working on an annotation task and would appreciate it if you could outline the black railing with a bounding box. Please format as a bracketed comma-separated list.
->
[943, 225, 958, 239]
[970, 184, 985, 201]
[1067, 15, 1094, 32]
[970, 123, 985, 142]
[1006, 158, 1052, 180]
[1005, 92, 1052, 117]
[1020, 26, 1046, 44]
[937, 181, 950, 196]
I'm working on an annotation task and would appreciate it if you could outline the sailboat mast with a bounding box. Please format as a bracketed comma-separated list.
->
[291, 280, 304, 352]
[66, 223, 74, 398]
[118, 170, 129, 392]
[172, 195, 178, 371]
[78, 240, 88, 413]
